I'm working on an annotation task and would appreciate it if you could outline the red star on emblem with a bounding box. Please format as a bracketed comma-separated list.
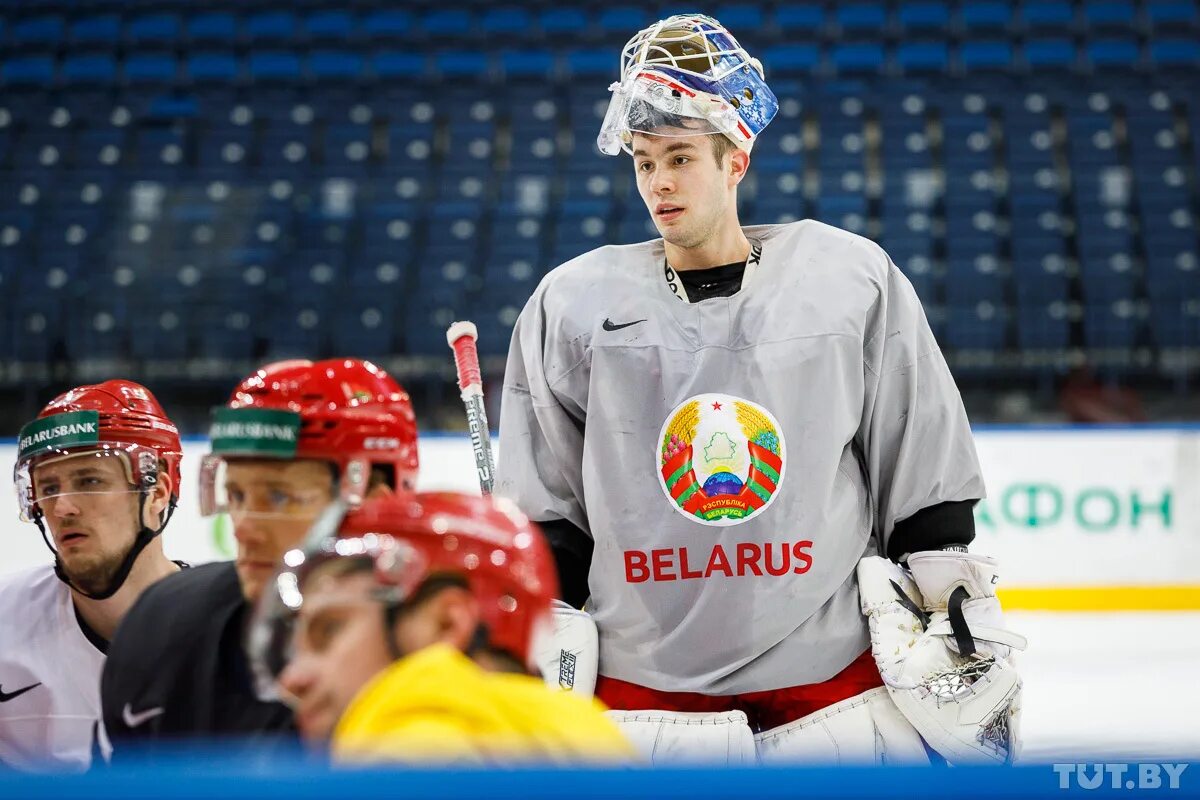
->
[712, 401, 723, 411]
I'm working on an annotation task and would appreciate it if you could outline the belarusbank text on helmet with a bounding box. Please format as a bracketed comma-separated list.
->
[19, 421, 98, 454]
[208, 422, 298, 443]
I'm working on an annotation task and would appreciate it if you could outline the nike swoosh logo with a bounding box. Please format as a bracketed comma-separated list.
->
[602, 318, 647, 332]
[122, 703, 165, 728]
[0, 682, 41, 702]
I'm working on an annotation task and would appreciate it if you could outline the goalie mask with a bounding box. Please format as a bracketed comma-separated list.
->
[597, 14, 778, 156]
[14, 380, 182, 600]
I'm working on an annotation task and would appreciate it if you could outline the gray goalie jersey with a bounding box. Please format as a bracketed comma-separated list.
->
[497, 220, 984, 695]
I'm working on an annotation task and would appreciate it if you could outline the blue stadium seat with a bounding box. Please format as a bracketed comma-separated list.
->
[309, 51, 365, 81]
[372, 51, 427, 81]
[831, 43, 885, 73]
[896, 3, 951, 33]
[1145, 0, 1199, 29]
[482, 8, 533, 37]
[836, 3, 887, 33]
[471, 289, 527, 356]
[1016, 306, 1070, 350]
[332, 300, 400, 361]
[195, 299, 258, 360]
[958, 2, 1012, 31]
[1149, 40, 1200, 68]
[126, 14, 181, 45]
[70, 14, 121, 45]
[502, 50, 555, 80]
[1149, 302, 1200, 348]
[489, 212, 545, 256]
[1087, 39, 1141, 69]
[597, 8, 648, 36]
[10, 15, 64, 47]
[1079, 252, 1138, 304]
[944, 253, 1006, 307]
[2, 56, 55, 86]
[763, 44, 821, 74]
[67, 304, 128, 361]
[249, 51, 303, 83]
[960, 40, 1014, 71]
[129, 305, 190, 361]
[405, 291, 470, 356]
[1020, 1, 1075, 31]
[1013, 261, 1070, 306]
[1082, 1, 1136, 30]
[1083, 304, 1140, 350]
[363, 202, 420, 251]
[540, 9, 589, 37]
[553, 211, 610, 261]
[437, 51, 491, 81]
[323, 124, 373, 172]
[266, 304, 328, 361]
[896, 42, 949, 72]
[62, 54, 118, 86]
[945, 305, 1009, 350]
[423, 9, 475, 39]
[1023, 38, 1077, 68]
[247, 12, 298, 42]
[363, 10, 414, 40]
[188, 12, 238, 43]
[564, 49, 611, 79]
[11, 298, 64, 362]
[775, 4, 826, 33]
[714, 5, 766, 32]
[123, 54, 179, 85]
[188, 52, 240, 84]
[305, 11, 356, 42]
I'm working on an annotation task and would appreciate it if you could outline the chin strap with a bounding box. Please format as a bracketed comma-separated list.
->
[42, 491, 178, 601]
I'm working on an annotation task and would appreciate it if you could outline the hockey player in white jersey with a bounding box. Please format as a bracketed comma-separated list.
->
[500, 14, 1026, 765]
[0, 381, 184, 771]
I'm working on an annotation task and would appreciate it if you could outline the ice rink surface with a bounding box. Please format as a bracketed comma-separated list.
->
[1011, 611, 1200, 762]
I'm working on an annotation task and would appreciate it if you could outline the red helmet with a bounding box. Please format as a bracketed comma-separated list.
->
[15, 379, 183, 521]
[200, 359, 419, 514]
[249, 493, 558, 684]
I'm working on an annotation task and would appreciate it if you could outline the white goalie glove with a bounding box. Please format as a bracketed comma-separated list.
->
[533, 600, 599, 696]
[858, 551, 1028, 764]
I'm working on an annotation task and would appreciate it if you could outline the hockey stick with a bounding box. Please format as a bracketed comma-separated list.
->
[446, 321, 496, 495]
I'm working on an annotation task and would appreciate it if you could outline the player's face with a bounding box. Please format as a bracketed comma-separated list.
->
[277, 570, 395, 744]
[224, 459, 336, 603]
[32, 453, 142, 596]
[633, 133, 732, 249]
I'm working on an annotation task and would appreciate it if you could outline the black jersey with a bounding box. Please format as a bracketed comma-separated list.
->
[100, 562, 294, 759]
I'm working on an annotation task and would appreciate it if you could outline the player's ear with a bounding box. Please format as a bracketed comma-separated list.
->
[429, 586, 482, 652]
[729, 150, 749, 187]
[142, 470, 172, 529]
[365, 482, 394, 500]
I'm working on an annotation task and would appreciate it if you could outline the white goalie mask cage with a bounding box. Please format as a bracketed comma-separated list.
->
[597, 14, 779, 156]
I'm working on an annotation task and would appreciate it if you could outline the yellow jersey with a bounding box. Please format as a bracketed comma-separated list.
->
[332, 644, 636, 766]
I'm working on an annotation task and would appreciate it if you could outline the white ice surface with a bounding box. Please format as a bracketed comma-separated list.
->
[1010, 611, 1200, 762]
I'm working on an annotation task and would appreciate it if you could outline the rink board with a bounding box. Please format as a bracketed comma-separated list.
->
[2, 426, 1197, 610]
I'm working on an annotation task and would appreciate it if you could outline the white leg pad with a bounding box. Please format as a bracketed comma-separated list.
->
[754, 687, 932, 766]
[533, 601, 598, 696]
[605, 710, 759, 766]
